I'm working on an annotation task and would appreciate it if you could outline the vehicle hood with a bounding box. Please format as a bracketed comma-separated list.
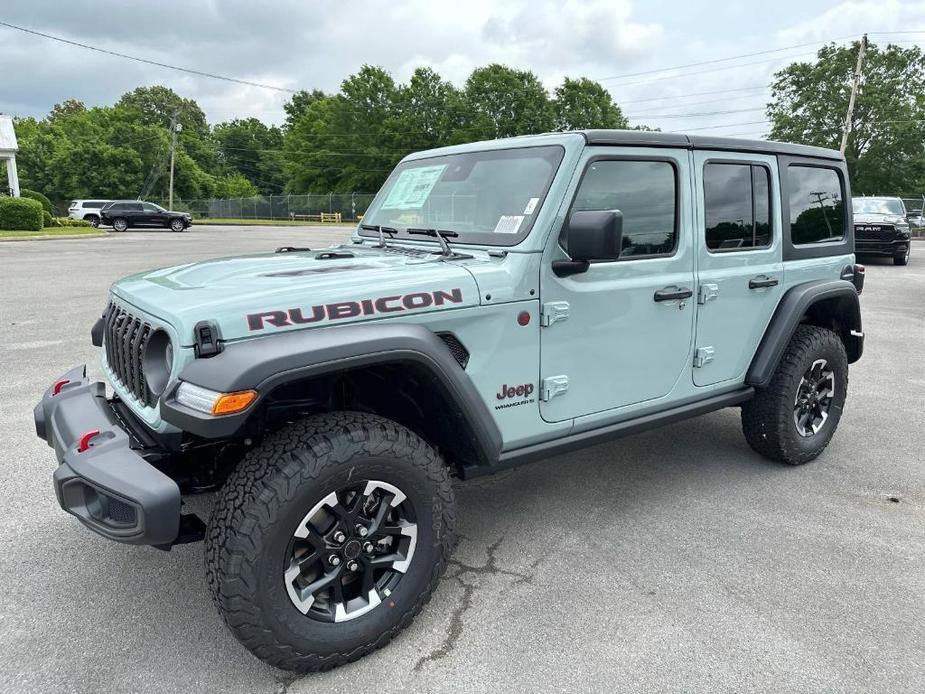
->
[110, 244, 479, 343]
[854, 213, 907, 225]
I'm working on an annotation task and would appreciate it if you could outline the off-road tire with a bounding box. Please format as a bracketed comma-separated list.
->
[112, 217, 128, 232]
[169, 218, 185, 232]
[894, 246, 910, 265]
[205, 411, 456, 672]
[741, 325, 848, 465]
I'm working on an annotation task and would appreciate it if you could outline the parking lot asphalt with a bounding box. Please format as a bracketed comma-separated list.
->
[1, 226, 923, 693]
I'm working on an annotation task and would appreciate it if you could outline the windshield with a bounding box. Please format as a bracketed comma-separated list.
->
[852, 197, 905, 215]
[359, 146, 565, 246]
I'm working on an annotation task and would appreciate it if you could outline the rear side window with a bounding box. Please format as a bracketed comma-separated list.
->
[788, 166, 845, 245]
[703, 163, 772, 251]
[570, 159, 677, 258]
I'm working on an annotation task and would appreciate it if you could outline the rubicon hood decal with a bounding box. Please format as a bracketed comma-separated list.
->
[246, 288, 464, 331]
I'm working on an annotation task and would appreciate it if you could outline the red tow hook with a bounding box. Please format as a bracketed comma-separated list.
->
[52, 379, 70, 395]
[78, 430, 101, 453]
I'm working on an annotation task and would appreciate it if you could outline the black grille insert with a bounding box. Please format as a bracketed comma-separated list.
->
[103, 301, 154, 406]
[437, 332, 469, 369]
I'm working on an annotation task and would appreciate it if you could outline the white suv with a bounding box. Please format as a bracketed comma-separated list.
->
[68, 200, 111, 227]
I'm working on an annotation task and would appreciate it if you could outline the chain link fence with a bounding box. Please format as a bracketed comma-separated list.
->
[151, 193, 377, 222]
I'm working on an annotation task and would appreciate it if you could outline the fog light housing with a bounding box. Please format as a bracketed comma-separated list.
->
[175, 382, 257, 416]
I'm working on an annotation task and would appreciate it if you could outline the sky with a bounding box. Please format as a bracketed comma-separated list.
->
[1, 0, 924, 138]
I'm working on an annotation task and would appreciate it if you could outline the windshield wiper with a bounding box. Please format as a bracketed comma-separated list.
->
[406, 228, 459, 257]
[360, 223, 399, 247]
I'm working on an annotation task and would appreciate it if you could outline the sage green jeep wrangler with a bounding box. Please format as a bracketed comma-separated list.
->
[34, 130, 863, 671]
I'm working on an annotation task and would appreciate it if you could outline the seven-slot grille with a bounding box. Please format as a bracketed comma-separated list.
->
[103, 301, 154, 406]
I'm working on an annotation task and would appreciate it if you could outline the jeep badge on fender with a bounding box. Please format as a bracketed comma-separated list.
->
[33, 130, 863, 672]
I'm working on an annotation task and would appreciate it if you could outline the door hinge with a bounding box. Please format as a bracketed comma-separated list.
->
[540, 301, 570, 327]
[540, 375, 569, 401]
[693, 346, 715, 368]
[698, 283, 720, 304]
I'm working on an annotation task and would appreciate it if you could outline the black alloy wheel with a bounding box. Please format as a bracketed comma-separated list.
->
[284, 480, 417, 622]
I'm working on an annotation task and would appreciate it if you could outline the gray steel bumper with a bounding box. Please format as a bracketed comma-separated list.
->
[34, 365, 181, 546]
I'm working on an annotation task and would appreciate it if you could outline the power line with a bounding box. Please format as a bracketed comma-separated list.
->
[594, 36, 854, 82]
[626, 106, 766, 119]
[0, 20, 297, 94]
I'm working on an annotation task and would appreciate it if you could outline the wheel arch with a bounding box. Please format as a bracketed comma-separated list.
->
[160, 323, 503, 473]
[747, 279, 862, 389]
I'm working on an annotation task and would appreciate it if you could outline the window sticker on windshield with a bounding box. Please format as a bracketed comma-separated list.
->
[381, 165, 446, 210]
[524, 197, 539, 215]
[494, 215, 524, 234]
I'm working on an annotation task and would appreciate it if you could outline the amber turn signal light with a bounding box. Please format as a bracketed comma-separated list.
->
[211, 390, 258, 415]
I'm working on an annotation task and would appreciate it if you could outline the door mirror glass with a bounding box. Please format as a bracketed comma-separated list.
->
[565, 210, 623, 261]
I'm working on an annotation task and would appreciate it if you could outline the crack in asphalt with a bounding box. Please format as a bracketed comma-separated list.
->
[273, 672, 302, 694]
[413, 537, 542, 672]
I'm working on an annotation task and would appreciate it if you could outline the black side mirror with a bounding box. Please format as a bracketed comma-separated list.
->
[553, 210, 623, 277]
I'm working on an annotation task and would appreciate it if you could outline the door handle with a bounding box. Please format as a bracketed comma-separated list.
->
[748, 276, 779, 289]
[654, 286, 693, 302]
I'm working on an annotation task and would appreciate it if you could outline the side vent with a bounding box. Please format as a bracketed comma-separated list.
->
[437, 333, 470, 369]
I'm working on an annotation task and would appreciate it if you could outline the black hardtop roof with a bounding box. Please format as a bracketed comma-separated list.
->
[578, 129, 844, 161]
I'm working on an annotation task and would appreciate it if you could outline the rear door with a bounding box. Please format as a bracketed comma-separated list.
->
[692, 151, 783, 386]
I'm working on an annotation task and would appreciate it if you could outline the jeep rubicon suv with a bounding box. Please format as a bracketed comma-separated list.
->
[34, 130, 864, 672]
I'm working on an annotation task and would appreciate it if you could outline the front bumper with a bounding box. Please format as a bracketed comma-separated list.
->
[855, 238, 909, 256]
[34, 365, 181, 546]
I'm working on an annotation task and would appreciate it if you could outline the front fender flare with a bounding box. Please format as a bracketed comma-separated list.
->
[746, 279, 862, 389]
[160, 323, 503, 463]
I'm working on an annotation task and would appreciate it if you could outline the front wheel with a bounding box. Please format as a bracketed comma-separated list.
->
[205, 412, 456, 672]
[894, 245, 910, 265]
[83, 214, 100, 228]
[741, 325, 848, 465]
[111, 217, 128, 232]
[169, 218, 185, 232]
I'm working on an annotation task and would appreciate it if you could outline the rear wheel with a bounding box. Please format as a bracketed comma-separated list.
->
[169, 218, 185, 232]
[894, 245, 910, 265]
[112, 217, 128, 232]
[83, 214, 100, 228]
[205, 411, 455, 671]
[741, 325, 848, 465]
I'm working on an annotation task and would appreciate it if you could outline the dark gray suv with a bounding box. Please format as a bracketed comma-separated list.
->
[99, 200, 192, 232]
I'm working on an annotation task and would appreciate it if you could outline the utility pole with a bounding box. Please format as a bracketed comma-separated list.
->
[840, 33, 868, 155]
[168, 111, 181, 209]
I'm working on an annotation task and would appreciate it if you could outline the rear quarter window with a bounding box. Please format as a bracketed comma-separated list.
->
[788, 165, 845, 245]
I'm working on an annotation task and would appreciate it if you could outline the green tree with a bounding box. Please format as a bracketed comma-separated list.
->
[461, 65, 554, 140]
[553, 78, 628, 130]
[283, 89, 327, 131]
[768, 41, 925, 195]
[214, 118, 286, 194]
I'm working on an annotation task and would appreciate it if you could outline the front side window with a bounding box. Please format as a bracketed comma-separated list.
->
[703, 163, 772, 251]
[360, 146, 564, 246]
[142, 203, 159, 212]
[788, 166, 845, 245]
[85, 201, 104, 209]
[568, 159, 677, 258]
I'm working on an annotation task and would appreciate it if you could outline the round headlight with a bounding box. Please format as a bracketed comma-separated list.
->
[143, 329, 173, 397]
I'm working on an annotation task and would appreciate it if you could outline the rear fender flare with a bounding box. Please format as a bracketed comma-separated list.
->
[747, 279, 862, 388]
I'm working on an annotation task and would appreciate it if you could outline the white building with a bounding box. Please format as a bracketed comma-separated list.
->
[0, 115, 20, 197]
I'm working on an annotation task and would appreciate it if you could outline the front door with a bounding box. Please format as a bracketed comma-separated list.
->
[539, 149, 696, 423]
[692, 151, 784, 386]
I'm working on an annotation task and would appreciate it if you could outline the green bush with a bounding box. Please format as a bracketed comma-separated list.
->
[0, 196, 44, 231]
[42, 210, 53, 228]
[58, 217, 91, 227]
[21, 189, 54, 215]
